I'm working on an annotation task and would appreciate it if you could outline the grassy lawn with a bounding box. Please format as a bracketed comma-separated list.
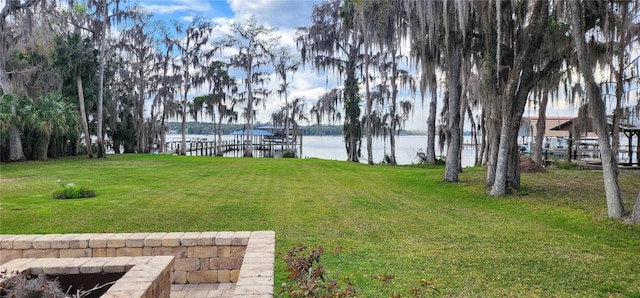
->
[1, 154, 639, 297]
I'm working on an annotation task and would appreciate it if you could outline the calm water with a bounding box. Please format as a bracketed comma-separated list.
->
[165, 134, 477, 167]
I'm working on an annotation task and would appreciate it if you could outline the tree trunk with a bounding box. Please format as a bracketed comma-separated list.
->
[8, 125, 25, 161]
[425, 80, 437, 164]
[444, 46, 462, 182]
[570, 0, 624, 219]
[477, 109, 487, 167]
[365, 48, 373, 165]
[533, 92, 549, 165]
[486, 114, 501, 186]
[95, 0, 108, 159]
[36, 133, 50, 161]
[631, 191, 640, 224]
[217, 116, 223, 156]
[76, 75, 93, 158]
[389, 51, 399, 165]
[344, 48, 361, 163]
[611, 2, 628, 162]
[2, 66, 26, 162]
[490, 1, 546, 195]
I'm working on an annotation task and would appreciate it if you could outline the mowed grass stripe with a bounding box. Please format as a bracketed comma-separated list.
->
[1, 154, 639, 296]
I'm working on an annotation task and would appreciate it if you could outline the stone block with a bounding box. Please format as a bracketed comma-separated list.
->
[199, 258, 209, 270]
[180, 232, 200, 246]
[104, 257, 133, 273]
[172, 270, 188, 284]
[89, 233, 115, 248]
[93, 248, 107, 257]
[32, 234, 62, 249]
[0, 235, 19, 249]
[143, 233, 166, 247]
[218, 246, 231, 258]
[13, 234, 41, 249]
[197, 232, 217, 246]
[108, 233, 132, 248]
[116, 247, 143, 257]
[230, 270, 240, 282]
[217, 270, 231, 283]
[174, 258, 200, 271]
[22, 249, 59, 259]
[80, 258, 110, 274]
[60, 248, 92, 258]
[125, 233, 149, 247]
[42, 258, 87, 275]
[187, 270, 217, 283]
[232, 231, 251, 245]
[231, 246, 247, 257]
[22, 258, 58, 275]
[161, 232, 184, 247]
[68, 234, 93, 248]
[233, 285, 273, 296]
[152, 246, 187, 258]
[210, 257, 243, 270]
[50, 234, 77, 249]
[107, 248, 117, 257]
[215, 232, 234, 245]
[0, 249, 22, 263]
[187, 246, 217, 258]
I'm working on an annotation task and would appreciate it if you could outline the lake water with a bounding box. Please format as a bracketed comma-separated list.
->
[165, 134, 478, 167]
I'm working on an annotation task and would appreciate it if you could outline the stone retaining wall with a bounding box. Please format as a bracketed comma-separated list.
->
[1, 256, 174, 298]
[0, 231, 273, 292]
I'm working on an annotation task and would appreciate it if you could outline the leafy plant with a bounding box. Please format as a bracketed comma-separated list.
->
[282, 150, 297, 158]
[552, 160, 578, 170]
[280, 244, 356, 297]
[52, 179, 95, 199]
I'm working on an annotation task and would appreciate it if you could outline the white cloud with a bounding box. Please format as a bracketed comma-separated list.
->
[227, 0, 321, 29]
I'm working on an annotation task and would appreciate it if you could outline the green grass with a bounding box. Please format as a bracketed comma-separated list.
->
[1, 154, 639, 297]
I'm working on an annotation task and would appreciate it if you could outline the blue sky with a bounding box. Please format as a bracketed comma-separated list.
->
[129, 1, 635, 130]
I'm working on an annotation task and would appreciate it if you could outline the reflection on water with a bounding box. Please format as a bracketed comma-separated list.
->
[163, 134, 477, 167]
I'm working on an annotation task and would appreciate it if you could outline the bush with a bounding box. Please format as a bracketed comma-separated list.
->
[52, 180, 96, 199]
[552, 160, 578, 170]
[280, 244, 356, 297]
[282, 150, 297, 158]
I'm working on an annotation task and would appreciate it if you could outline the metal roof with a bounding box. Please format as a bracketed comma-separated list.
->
[229, 129, 275, 136]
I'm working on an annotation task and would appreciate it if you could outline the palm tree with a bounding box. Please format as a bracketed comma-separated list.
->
[0, 0, 44, 161]
[0, 94, 26, 161]
[52, 32, 98, 158]
[23, 93, 79, 160]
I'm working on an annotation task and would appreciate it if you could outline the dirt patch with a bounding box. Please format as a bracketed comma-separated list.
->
[0, 177, 25, 184]
[520, 157, 547, 173]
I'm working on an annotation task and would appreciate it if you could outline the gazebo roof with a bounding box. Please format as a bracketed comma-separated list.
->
[550, 115, 640, 133]
[230, 129, 274, 136]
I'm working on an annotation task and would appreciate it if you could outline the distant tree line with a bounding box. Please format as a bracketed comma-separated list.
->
[166, 122, 352, 136]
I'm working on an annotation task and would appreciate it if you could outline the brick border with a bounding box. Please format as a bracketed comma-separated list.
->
[1, 256, 174, 298]
[0, 231, 275, 297]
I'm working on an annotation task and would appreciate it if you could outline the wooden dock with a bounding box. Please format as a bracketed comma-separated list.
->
[162, 139, 293, 157]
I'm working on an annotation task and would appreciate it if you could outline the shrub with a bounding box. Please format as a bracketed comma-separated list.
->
[282, 150, 297, 158]
[280, 244, 356, 297]
[52, 180, 96, 199]
[552, 160, 578, 170]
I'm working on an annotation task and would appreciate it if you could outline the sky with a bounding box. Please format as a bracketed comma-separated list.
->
[133, 0, 636, 131]
[135, 0, 454, 131]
